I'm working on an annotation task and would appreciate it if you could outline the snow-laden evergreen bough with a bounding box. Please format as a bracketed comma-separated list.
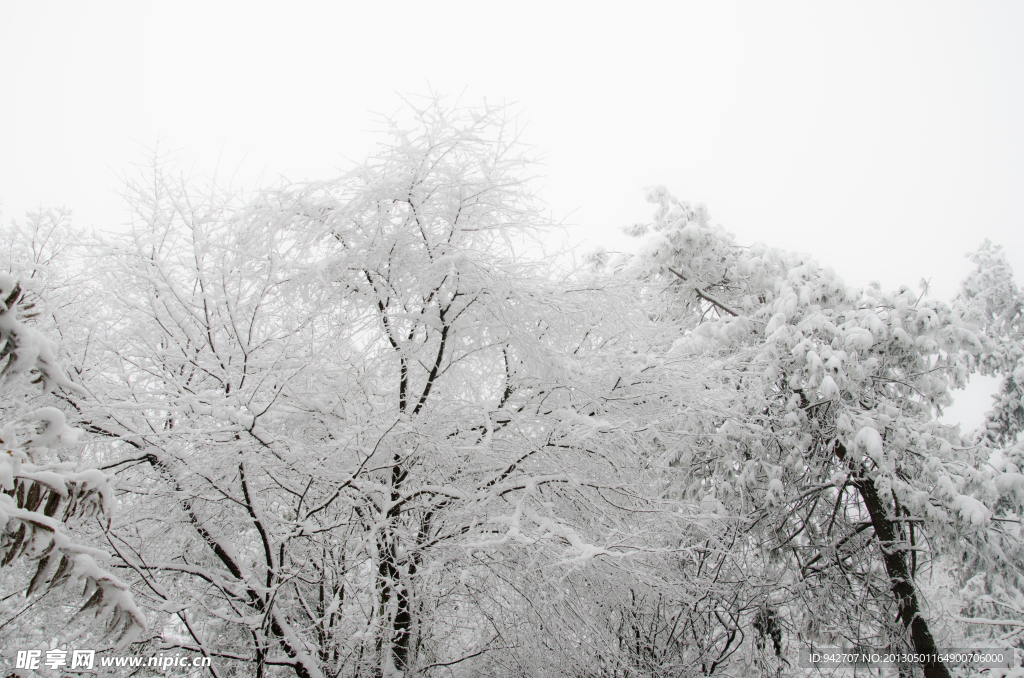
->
[614, 187, 1024, 678]
[0, 272, 145, 654]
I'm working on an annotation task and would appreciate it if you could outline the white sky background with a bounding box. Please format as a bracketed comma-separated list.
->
[1, 1, 1022, 429]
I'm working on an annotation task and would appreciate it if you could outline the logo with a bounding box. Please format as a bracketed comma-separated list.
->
[14, 649, 95, 671]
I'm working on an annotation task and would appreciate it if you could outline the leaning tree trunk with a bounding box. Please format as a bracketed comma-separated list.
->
[835, 441, 950, 678]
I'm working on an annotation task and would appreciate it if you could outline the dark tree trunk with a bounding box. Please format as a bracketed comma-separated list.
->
[836, 442, 950, 678]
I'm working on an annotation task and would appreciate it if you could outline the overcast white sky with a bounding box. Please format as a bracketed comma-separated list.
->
[2, 1, 1022, 427]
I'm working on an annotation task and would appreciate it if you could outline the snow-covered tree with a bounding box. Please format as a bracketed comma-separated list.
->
[57, 101, 716, 678]
[617, 187, 1024, 678]
[961, 241, 1024, 447]
[0, 268, 145, 658]
[7, 99, 1022, 678]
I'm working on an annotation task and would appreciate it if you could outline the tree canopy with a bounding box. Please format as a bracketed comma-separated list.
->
[1, 99, 1021, 678]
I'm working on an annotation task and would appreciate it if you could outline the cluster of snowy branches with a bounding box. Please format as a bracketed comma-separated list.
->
[1, 99, 1021, 678]
[1, 266, 145, 652]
